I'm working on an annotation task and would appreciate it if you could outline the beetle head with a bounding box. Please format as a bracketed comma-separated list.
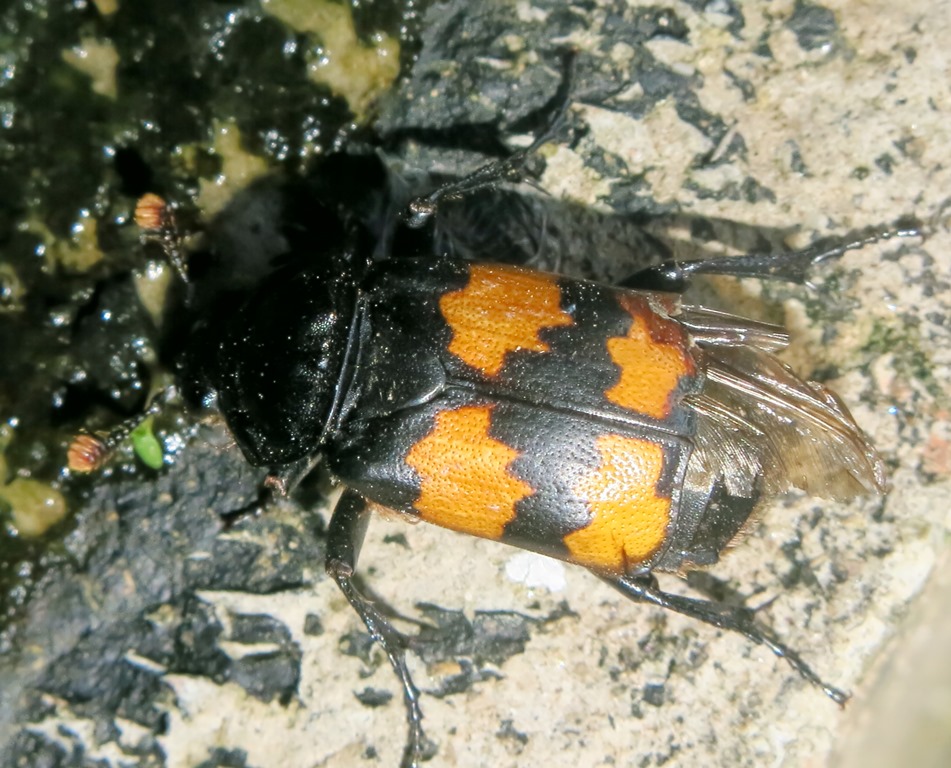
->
[214, 260, 356, 467]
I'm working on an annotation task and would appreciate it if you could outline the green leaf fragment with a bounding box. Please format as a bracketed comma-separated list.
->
[131, 416, 164, 469]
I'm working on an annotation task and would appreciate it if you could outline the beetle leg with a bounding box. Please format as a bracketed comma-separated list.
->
[405, 50, 577, 229]
[620, 219, 921, 292]
[326, 489, 427, 768]
[264, 453, 324, 497]
[606, 572, 849, 706]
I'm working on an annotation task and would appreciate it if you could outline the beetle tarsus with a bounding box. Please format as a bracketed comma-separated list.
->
[327, 490, 428, 766]
[607, 573, 849, 706]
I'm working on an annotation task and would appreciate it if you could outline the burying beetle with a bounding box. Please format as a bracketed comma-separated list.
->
[69, 69, 920, 767]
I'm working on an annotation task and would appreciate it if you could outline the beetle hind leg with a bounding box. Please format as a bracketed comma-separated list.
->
[620, 219, 921, 292]
[326, 489, 428, 768]
[606, 572, 849, 706]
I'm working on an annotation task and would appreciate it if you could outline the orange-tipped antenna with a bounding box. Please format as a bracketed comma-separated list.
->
[66, 387, 176, 473]
[134, 193, 170, 232]
[134, 194, 189, 283]
[67, 432, 112, 473]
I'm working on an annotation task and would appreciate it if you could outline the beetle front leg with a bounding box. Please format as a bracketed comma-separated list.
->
[326, 489, 427, 768]
[606, 572, 849, 706]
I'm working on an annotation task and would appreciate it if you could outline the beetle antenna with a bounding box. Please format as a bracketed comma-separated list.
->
[134, 193, 190, 283]
[67, 386, 176, 473]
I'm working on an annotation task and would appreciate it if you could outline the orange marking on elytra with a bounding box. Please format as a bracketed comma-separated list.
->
[605, 295, 694, 419]
[566, 434, 671, 574]
[440, 264, 574, 376]
[406, 405, 532, 540]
